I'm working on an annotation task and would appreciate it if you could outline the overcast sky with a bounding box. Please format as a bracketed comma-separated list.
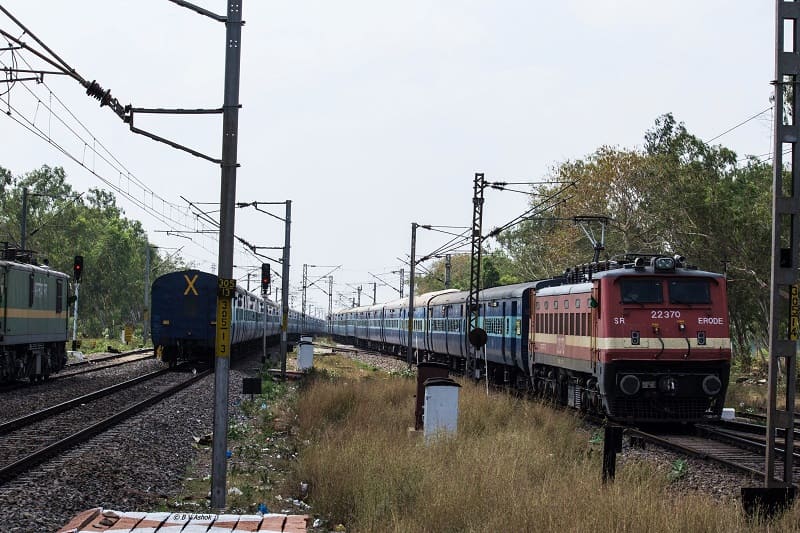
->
[0, 1, 774, 314]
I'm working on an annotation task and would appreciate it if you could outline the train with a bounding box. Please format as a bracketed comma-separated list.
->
[150, 269, 326, 366]
[331, 254, 731, 423]
[0, 248, 70, 383]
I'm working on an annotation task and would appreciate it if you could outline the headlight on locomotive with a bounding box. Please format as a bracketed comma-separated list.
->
[702, 375, 723, 396]
[653, 256, 676, 271]
[619, 374, 641, 396]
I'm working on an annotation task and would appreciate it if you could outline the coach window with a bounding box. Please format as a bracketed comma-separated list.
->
[544, 301, 549, 310]
[564, 300, 569, 310]
[575, 298, 580, 309]
[28, 274, 34, 307]
[553, 300, 558, 310]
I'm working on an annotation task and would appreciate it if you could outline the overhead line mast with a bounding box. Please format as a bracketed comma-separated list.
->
[466, 173, 487, 378]
[761, 0, 799, 505]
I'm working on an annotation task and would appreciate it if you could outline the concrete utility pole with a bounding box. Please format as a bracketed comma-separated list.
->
[740, 3, 799, 514]
[72, 282, 80, 348]
[143, 244, 150, 345]
[764, 0, 798, 495]
[20, 187, 27, 251]
[406, 222, 417, 365]
[302, 263, 308, 332]
[445, 254, 451, 288]
[280, 201, 292, 380]
[328, 275, 333, 335]
[210, 0, 243, 510]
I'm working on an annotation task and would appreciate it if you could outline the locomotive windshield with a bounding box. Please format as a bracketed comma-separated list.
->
[620, 279, 663, 304]
[668, 279, 711, 304]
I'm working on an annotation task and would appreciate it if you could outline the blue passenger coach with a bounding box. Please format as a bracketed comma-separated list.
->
[151, 269, 324, 366]
[330, 283, 540, 387]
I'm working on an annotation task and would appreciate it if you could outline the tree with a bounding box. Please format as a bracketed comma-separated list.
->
[0, 165, 186, 338]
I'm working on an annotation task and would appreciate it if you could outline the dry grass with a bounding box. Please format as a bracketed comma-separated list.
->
[291, 368, 800, 532]
[726, 380, 800, 414]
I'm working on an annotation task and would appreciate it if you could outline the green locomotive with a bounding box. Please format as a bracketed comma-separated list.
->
[0, 254, 70, 383]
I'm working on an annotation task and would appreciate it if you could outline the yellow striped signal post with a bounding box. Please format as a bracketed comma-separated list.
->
[216, 278, 235, 358]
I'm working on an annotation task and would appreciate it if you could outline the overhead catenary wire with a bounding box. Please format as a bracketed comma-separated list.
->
[2, 50, 209, 232]
[0, 10, 229, 265]
[0, 57, 220, 259]
[704, 106, 772, 145]
[1, 103, 216, 257]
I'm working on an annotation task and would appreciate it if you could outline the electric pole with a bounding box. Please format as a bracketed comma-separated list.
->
[210, 0, 243, 510]
[761, 0, 798, 502]
[406, 223, 417, 365]
[328, 275, 333, 335]
[20, 187, 27, 252]
[280, 201, 291, 380]
[143, 244, 150, 345]
[466, 173, 487, 378]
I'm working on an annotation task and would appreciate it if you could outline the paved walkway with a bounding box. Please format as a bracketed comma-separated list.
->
[58, 509, 308, 532]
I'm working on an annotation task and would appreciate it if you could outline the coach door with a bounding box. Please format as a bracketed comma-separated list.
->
[590, 284, 600, 373]
[501, 301, 507, 362]
[510, 300, 517, 365]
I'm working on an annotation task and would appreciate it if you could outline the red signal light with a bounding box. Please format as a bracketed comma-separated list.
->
[73, 255, 84, 282]
[261, 264, 270, 294]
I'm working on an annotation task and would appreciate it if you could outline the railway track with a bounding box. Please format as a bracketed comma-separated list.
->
[0, 367, 211, 485]
[626, 420, 800, 484]
[0, 349, 156, 394]
[58, 348, 155, 379]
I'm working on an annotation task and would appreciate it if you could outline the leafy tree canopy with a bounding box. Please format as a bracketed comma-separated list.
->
[0, 165, 186, 337]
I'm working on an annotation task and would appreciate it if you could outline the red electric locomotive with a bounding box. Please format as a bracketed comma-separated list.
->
[529, 254, 730, 422]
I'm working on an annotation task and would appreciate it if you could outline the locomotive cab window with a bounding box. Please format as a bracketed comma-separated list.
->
[56, 279, 63, 313]
[668, 279, 711, 304]
[620, 279, 663, 304]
